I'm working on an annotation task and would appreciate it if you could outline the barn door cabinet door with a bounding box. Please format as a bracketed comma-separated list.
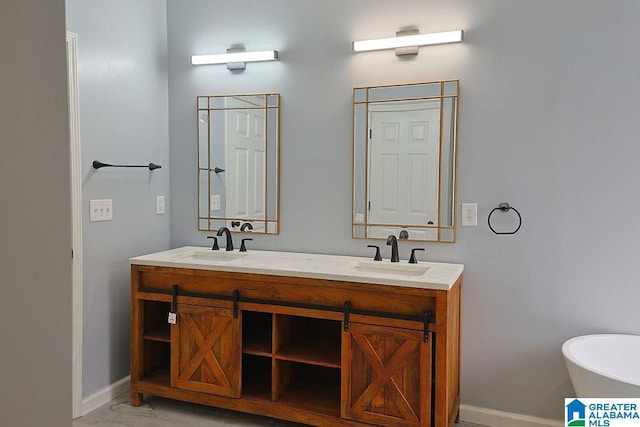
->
[170, 304, 242, 398]
[342, 323, 432, 427]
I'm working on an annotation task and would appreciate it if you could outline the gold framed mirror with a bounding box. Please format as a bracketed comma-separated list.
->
[197, 93, 280, 234]
[352, 80, 458, 242]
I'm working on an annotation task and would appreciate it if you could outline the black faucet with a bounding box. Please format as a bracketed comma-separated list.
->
[216, 227, 234, 251]
[386, 235, 399, 262]
[240, 222, 253, 231]
[367, 245, 382, 261]
[409, 248, 425, 264]
[240, 238, 253, 252]
[207, 236, 220, 250]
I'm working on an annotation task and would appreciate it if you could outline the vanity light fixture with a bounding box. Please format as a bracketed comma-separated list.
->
[353, 30, 463, 56]
[191, 46, 278, 71]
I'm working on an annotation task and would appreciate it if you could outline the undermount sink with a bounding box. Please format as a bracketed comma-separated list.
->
[353, 260, 429, 277]
[173, 249, 247, 262]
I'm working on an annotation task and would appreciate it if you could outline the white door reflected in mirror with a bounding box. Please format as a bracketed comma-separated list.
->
[352, 81, 459, 243]
[225, 99, 266, 233]
[368, 100, 440, 241]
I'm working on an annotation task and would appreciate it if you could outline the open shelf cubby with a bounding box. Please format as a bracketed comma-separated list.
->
[142, 339, 170, 386]
[143, 300, 171, 342]
[241, 354, 272, 400]
[273, 360, 341, 417]
[274, 315, 341, 368]
[242, 311, 273, 356]
[141, 301, 171, 385]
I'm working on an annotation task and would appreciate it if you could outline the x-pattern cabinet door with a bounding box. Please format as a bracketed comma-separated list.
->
[342, 323, 432, 427]
[171, 304, 241, 397]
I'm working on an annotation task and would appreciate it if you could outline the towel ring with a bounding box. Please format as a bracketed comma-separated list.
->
[488, 203, 522, 235]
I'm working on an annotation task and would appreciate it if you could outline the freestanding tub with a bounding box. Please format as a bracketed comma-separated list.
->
[563, 334, 640, 397]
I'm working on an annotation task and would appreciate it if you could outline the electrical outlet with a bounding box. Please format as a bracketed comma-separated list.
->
[461, 203, 477, 226]
[156, 196, 165, 214]
[210, 195, 221, 211]
[90, 199, 113, 222]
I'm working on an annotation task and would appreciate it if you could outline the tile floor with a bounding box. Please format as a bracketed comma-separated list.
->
[73, 392, 480, 426]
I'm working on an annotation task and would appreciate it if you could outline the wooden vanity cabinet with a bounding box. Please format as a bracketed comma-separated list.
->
[130, 265, 461, 427]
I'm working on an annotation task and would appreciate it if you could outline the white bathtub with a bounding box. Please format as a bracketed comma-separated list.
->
[563, 334, 640, 397]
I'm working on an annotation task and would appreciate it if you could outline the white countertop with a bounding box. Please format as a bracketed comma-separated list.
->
[130, 246, 464, 291]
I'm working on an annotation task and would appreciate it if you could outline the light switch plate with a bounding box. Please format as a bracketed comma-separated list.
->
[156, 196, 165, 215]
[90, 199, 113, 222]
[210, 195, 221, 211]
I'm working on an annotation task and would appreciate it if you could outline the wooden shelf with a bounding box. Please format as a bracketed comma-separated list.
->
[144, 324, 171, 342]
[275, 336, 341, 368]
[241, 382, 271, 401]
[243, 340, 272, 356]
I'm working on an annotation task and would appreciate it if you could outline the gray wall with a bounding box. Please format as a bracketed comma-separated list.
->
[66, 0, 171, 398]
[0, 0, 72, 425]
[168, 0, 640, 421]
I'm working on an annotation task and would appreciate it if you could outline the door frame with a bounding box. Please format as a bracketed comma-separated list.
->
[67, 31, 84, 419]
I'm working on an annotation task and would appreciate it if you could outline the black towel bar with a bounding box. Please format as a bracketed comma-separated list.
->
[93, 160, 161, 170]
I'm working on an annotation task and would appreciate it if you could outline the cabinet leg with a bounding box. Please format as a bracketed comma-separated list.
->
[454, 408, 460, 423]
[130, 391, 143, 406]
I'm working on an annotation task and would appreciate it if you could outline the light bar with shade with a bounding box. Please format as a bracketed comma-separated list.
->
[353, 30, 463, 54]
[191, 49, 278, 69]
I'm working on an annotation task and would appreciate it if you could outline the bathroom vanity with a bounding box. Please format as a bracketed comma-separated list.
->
[130, 247, 463, 427]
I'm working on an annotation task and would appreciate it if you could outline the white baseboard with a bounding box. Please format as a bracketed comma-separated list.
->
[81, 376, 131, 416]
[460, 404, 563, 427]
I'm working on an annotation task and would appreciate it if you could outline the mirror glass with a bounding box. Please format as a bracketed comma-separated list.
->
[352, 81, 458, 242]
[197, 93, 280, 234]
